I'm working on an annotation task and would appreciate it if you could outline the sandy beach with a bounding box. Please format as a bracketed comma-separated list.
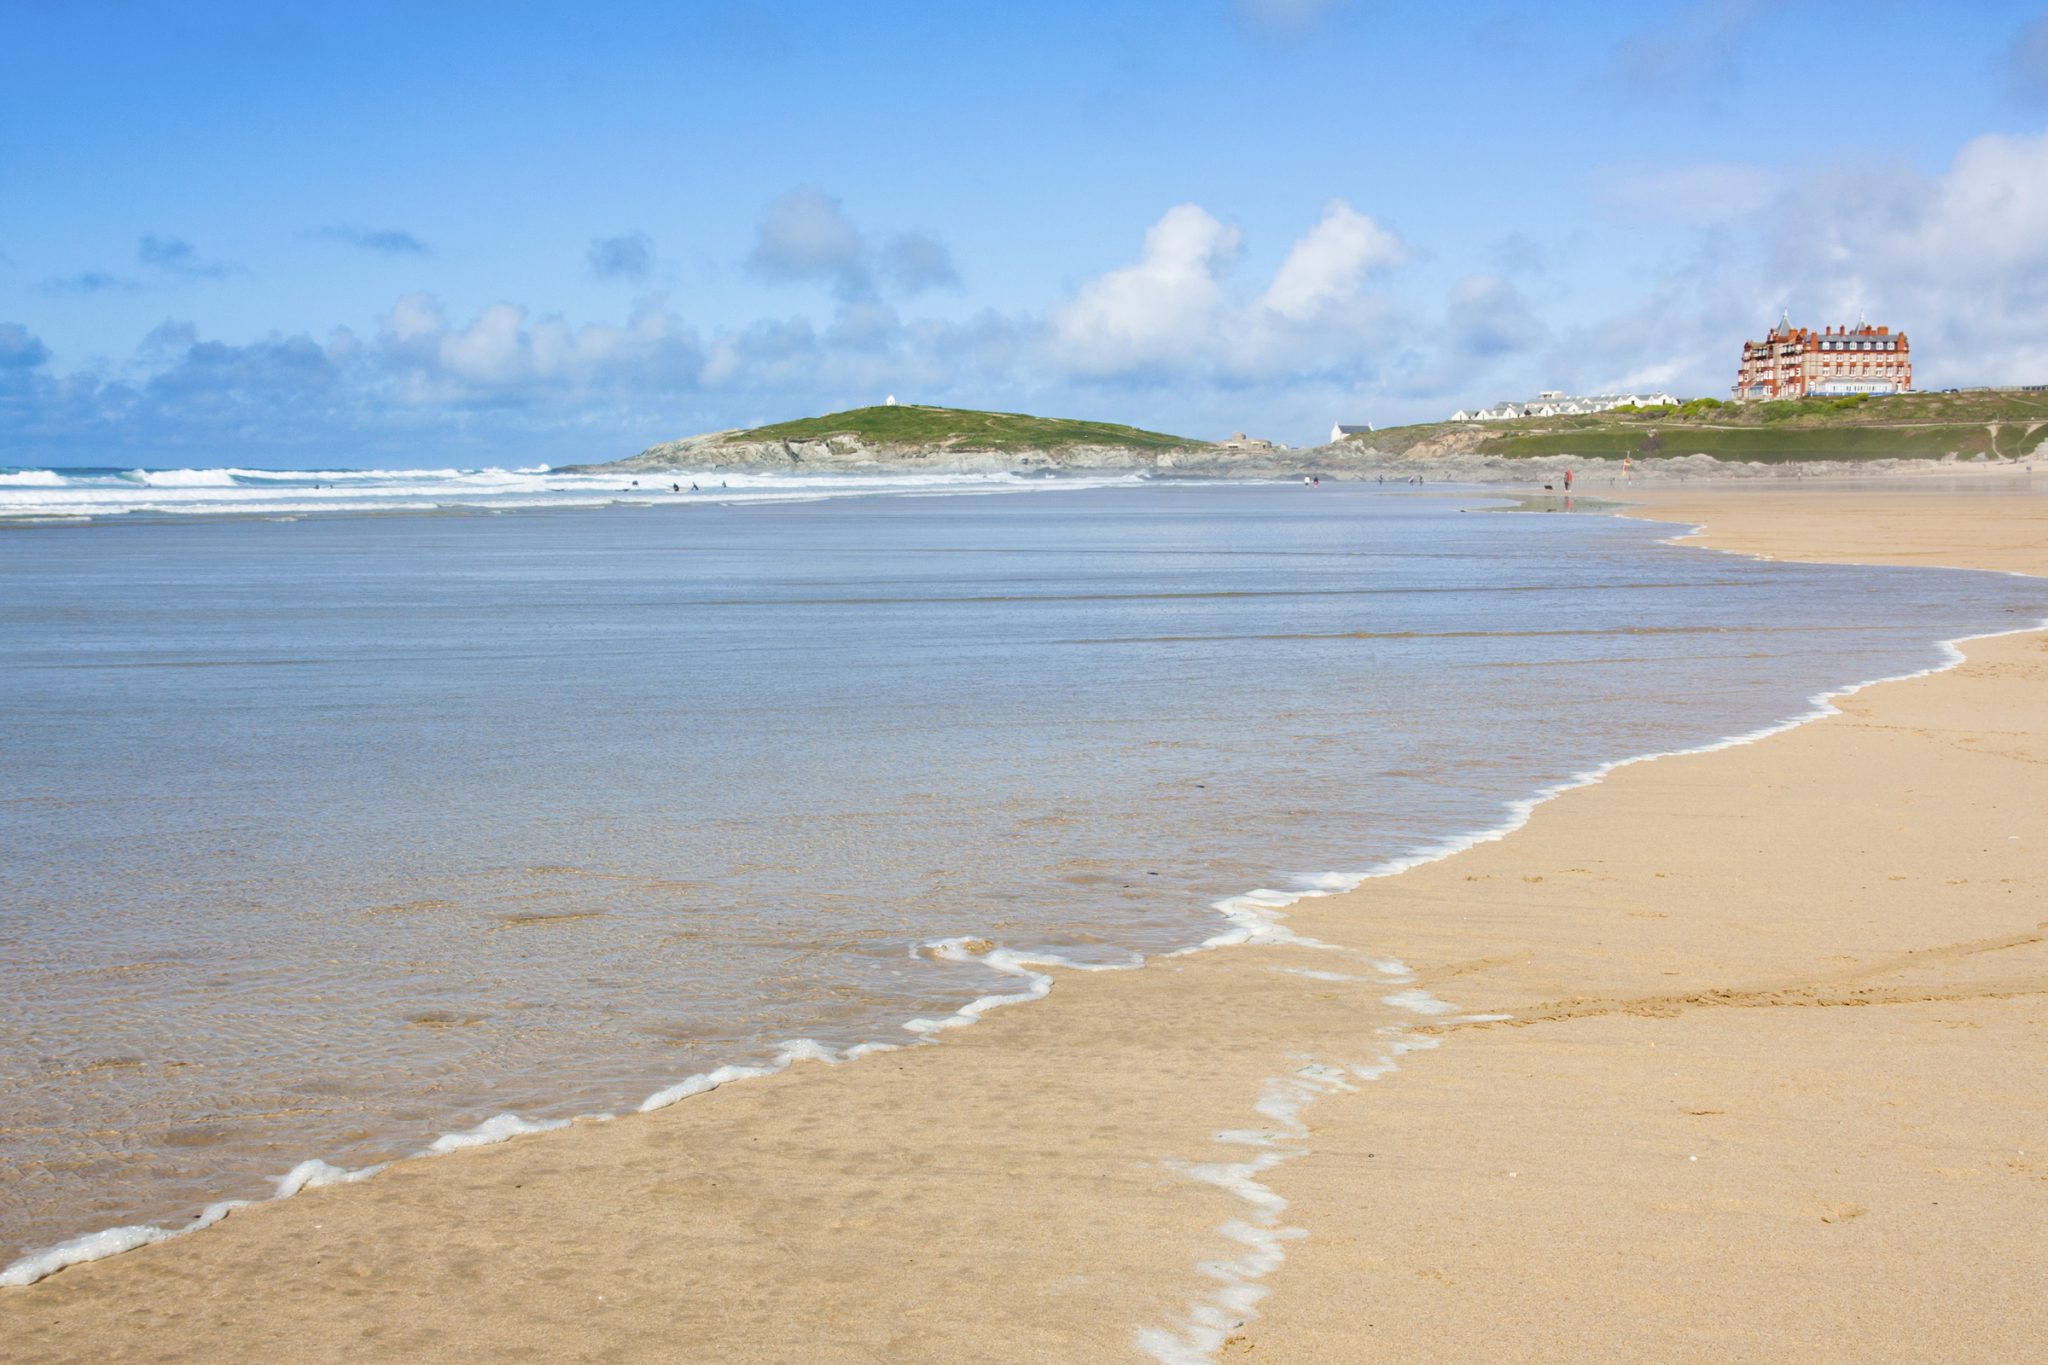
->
[3, 486, 2043, 1363]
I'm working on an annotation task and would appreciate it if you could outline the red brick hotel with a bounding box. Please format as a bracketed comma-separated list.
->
[1734, 312, 1913, 400]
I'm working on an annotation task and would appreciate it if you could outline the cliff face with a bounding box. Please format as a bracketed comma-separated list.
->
[575, 431, 1346, 476]
[569, 428, 2032, 484]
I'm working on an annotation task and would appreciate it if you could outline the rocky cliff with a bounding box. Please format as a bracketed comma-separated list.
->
[567, 429, 1353, 477]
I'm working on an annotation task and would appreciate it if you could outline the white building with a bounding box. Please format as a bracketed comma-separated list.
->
[1330, 422, 1374, 441]
[1453, 392, 1680, 422]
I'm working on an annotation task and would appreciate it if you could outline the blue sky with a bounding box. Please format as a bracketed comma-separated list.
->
[5, 0, 2048, 467]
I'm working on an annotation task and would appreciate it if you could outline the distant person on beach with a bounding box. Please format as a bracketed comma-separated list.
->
[1563, 468, 1574, 492]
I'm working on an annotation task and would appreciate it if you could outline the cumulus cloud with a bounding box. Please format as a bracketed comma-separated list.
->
[1051, 199, 1402, 383]
[878, 232, 958, 295]
[826, 299, 905, 352]
[748, 188, 869, 294]
[700, 316, 821, 389]
[1260, 200, 1403, 322]
[0, 323, 51, 368]
[0, 274, 1066, 460]
[588, 232, 654, 281]
[0, 319, 363, 458]
[143, 329, 342, 404]
[1052, 204, 1241, 376]
[1763, 127, 2048, 381]
[1533, 270, 1755, 400]
[139, 234, 232, 279]
[747, 188, 959, 300]
[377, 292, 706, 403]
[315, 225, 431, 255]
[1488, 126, 2048, 404]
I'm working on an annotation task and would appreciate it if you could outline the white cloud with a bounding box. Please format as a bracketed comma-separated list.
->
[878, 231, 958, 295]
[1050, 204, 1241, 376]
[377, 294, 705, 400]
[748, 188, 867, 291]
[1769, 127, 2048, 381]
[747, 188, 960, 300]
[1260, 200, 1403, 322]
[1050, 199, 1402, 382]
[1498, 127, 2048, 404]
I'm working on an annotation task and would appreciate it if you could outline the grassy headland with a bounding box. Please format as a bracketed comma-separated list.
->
[1358, 388, 2048, 462]
[734, 404, 1204, 452]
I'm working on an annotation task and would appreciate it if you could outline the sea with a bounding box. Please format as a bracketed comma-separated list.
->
[2, 465, 2042, 1278]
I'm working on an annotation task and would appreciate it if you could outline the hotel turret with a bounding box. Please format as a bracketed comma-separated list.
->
[1734, 312, 1913, 401]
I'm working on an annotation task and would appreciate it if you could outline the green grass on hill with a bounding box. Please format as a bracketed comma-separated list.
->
[734, 404, 1203, 452]
[1482, 424, 2033, 462]
[1367, 388, 2048, 462]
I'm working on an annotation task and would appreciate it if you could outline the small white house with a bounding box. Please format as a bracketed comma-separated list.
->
[1452, 391, 1683, 422]
[1330, 422, 1374, 442]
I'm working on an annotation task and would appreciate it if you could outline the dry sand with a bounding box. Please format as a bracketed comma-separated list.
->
[2, 488, 2043, 1363]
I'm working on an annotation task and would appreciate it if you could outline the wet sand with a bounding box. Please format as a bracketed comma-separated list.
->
[3, 487, 2044, 1362]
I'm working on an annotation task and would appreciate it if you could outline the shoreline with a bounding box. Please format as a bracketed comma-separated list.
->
[1242, 487, 2047, 1359]
[2, 486, 2043, 1360]
[4, 496, 2017, 1295]
[5, 456, 2039, 532]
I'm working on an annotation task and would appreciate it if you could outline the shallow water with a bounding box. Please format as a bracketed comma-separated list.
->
[1, 482, 2040, 1265]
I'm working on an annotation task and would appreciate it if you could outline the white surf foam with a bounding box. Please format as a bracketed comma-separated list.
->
[0, 1198, 251, 1288]
[271, 1159, 387, 1199]
[0, 466, 1156, 522]
[426, 1113, 573, 1153]
[1135, 1027, 1447, 1365]
[127, 468, 240, 487]
[897, 937, 1140, 1036]
[637, 1038, 843, 1113]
